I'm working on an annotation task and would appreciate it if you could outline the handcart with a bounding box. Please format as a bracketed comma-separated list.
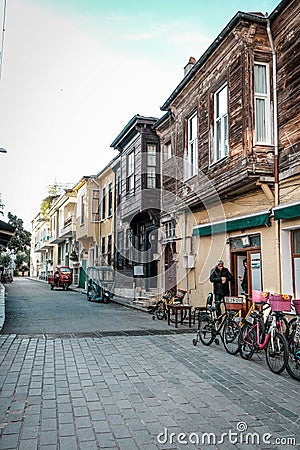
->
[86, 266, 114, 303]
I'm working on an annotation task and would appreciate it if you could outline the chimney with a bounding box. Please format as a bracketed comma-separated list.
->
[184, 56, 196, 76]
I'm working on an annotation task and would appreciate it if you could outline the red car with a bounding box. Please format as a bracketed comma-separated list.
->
[48, 266, 72, 290]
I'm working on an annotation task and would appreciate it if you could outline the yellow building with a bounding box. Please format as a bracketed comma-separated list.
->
[74, 156, 119, 289]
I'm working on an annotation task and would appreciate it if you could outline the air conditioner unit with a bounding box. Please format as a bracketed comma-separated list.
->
[183, 254, 196, 269]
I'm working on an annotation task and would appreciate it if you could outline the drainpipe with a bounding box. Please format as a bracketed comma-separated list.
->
[266, 17, 281, 291]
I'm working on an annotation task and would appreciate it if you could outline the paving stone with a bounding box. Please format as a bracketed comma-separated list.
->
[39, 430, 57, 446]
[1, 331, 300, 450]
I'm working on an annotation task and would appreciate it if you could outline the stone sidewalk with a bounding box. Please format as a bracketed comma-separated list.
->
[0, 332, 299, 450]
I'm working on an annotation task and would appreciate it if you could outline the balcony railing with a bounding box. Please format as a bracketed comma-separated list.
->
[59, 216, 76, 238]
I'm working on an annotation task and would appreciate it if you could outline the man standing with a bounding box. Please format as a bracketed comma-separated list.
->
[210, 260, 233, 318]
[239, 258, 248, 294]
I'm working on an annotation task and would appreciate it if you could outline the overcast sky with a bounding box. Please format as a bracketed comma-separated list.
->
[0, 0, 279, 230]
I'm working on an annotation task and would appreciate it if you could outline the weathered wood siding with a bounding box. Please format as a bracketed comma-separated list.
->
[273, 0, 300, 175]
[157, 16, 279, 213]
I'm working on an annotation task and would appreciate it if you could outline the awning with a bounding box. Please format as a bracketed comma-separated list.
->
[0, 219, 15, 248]
[273, 201, 300, 220]
[192, 211, 270, 237]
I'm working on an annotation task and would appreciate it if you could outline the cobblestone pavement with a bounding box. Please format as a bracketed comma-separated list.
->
[0, 332, 299, 450]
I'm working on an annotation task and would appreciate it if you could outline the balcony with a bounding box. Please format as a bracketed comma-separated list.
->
[59, 216, 76, 239]
[35, 236, 53, 252]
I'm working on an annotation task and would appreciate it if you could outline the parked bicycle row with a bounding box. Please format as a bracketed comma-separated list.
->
[192, 290, 300, 382]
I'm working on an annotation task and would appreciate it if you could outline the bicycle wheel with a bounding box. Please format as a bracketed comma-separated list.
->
[155, 301, 166, 320]
[265, 331, 288, 375]
[198, 316, 215, 345]
[169, 306, 187, 323]
[286, 329, 300, 381]
[222, 319, 242, 355]
[199, 316, 215, 346]
[240, 324, 256, 359]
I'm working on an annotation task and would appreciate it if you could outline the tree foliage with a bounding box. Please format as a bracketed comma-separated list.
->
[40, 183, 60, 219]
[7, 212, 31, 254]
[0, 253, 11, 268]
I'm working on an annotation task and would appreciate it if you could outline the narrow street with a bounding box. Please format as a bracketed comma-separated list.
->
[0, 279, 299, 450]
[0, 278, 180, 336]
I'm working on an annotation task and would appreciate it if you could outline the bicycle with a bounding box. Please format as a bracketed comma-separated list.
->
[239, 303, 288, 375]
[241, 293, 289, 343]
[192, 293, 242, 355]
[286, 299, 300, 381]
[152, 289, 187, 323]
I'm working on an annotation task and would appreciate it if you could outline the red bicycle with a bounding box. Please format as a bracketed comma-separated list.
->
[240, 306, 288, 375]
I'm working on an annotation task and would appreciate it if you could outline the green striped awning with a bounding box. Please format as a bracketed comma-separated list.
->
[274, 202, 300, 220]
[192, 211, 270, 237]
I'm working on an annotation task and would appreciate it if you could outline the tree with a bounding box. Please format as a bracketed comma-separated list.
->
[40, 183, 60, 219]
[7, 213, 31, 254]
[41, 195, 56, 219]
[0, 253, 11, 268]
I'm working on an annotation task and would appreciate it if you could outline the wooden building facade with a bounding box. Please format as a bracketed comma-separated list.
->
[155, 0, 300, 305]
[111, 115, 161, 298]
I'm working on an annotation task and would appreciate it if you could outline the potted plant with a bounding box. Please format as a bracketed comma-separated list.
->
[69, 250, 78, 262]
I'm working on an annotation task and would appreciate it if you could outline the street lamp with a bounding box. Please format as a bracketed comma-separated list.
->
[0, 148, 7, 153]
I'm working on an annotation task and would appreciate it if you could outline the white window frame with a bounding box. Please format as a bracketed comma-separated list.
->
[127, 151, 135, 193]
[165, 220, 176, 239]
[214, 84, 228, 162]
[91, 189, 100, 222]
[185, 112, 198, 180]
[165, 142, 172, 160]
[80, 195, 84, 226]
[254, 62, 272, 145]
[108, 182, 113, 217]
[100, 187, 106, 220]
[146, 143, 157, 189]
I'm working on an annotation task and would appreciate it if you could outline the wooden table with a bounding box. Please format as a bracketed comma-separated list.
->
[167, 304, 192, 328]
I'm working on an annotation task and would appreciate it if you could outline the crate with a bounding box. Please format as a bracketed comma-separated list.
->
[269, 294, 291, 312]
[224, 296, 244, 311]
[252, 290, 270, 303]
[293, 299, 300, 315]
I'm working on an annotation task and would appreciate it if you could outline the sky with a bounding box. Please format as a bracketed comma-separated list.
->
[0, 0, 280, 230]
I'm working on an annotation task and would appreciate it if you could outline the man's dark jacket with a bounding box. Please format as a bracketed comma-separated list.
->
[210, 266, 233, 296]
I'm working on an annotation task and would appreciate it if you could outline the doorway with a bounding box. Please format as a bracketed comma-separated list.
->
[164, 242, 177, 291]
[230, 234, 262, 299]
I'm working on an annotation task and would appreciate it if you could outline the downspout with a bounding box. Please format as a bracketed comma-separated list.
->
[266, 17, 281, 291]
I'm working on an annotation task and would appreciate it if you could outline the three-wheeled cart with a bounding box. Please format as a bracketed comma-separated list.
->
[86, 266, 114, 303]
[48, 266, 72, 290]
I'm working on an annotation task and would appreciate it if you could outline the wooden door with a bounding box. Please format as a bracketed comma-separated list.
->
[164, 242, 177, 291]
